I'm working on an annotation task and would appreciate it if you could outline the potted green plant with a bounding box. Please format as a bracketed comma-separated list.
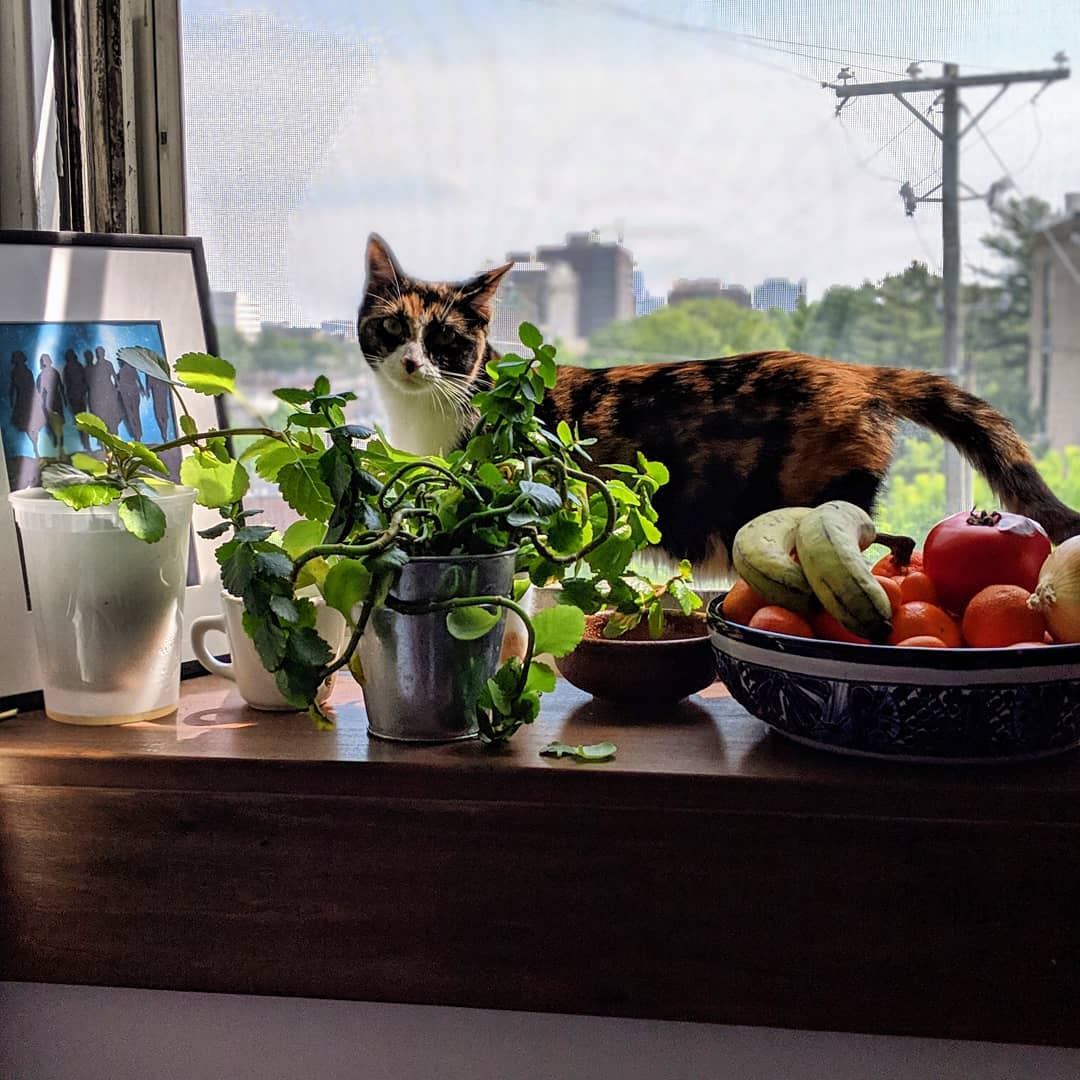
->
[24, 325, 668, 743]
[551, 538, 716, 703]
[8, 350, 232, 724]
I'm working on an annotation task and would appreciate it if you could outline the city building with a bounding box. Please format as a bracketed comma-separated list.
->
[211, 290, 262, 342]
[668, 279, 751, 309]
[1029, 193, 1080, 450]
[536, 232, 635, 338]
[320, 320, 358, 342]
[633, 265, 668, 317]
[489, 255, 580, 350]
[753, 277, 808, 313]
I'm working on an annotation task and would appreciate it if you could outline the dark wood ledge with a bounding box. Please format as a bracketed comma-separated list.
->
[2, 675, 1079, 1046]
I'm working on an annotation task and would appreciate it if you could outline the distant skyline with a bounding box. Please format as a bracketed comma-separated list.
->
[180, 0, 1080, 325]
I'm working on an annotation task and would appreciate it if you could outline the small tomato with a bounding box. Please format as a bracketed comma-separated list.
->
[922, 509, 1051, 615]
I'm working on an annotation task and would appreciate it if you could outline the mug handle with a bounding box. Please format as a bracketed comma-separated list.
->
[189, 614, 235, 681]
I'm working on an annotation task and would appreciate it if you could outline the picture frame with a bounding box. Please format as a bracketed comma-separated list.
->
[0, 231, 227, 702]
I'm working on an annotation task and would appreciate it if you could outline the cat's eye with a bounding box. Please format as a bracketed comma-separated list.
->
[382, 316, 404, 337]
[429, 323, 455, 346]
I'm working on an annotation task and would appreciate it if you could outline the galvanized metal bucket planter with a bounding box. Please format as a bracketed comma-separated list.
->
[357, 550, 517, 742]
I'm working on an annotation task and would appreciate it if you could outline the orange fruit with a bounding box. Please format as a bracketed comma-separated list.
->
[749, 605, 814, 638]
[898, 571, 938, 605]
[874, 575, 903, 614]
[722, 579, 769, 626]
[872, 550, 924, 578]
[888, 601, 963, 647]
[961, 585, 1047, 648]
[895, 635, 947, 648]
[812, 611, 870, 644]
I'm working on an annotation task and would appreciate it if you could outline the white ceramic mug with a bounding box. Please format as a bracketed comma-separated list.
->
[190, 591, 347, 711]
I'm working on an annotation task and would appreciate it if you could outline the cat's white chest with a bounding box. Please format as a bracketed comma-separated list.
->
[377, 386, 466, 457]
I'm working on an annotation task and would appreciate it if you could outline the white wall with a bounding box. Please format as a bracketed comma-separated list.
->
[2, 982, 1079, 1080]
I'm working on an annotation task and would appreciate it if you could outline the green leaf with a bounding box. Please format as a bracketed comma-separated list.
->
[669, 578, 702, 615]
[276, 459, 334, 521]
[531, 604, 585, 658]
[118, 493, 166, 542]
[518, 322, 542, 350]
[282, 519, 325, 559]
[69, 452, 107, 476]
[524, 660, 556, 694]
[273, 387, 314, 406]
[647, 600, 664, 639]
[174, 352, 236, 396]
[74, 412, 129, 454]
[322, 559, 371, 618]
[254, 443, 301, 482]
[197, 520, 232, 540]
[519, 480, 562, 514]
[556, 420, 574, 446]
[286, 626, 333, 667]
[446, 605, 502, 641]
[117, 345, 171, 381]
[539, 741, 616, 762]
[180, 450, 249, 508]
[637, 453, 670, 486]
[313, 374, 330, 396]
[179, 414, 197, 437]
[537, 353, 557, 389]
[220, 543, 257, 595]
[287, 413, 331, 429]
[603, 611, 641, 638]
[269, 594, 301, 623]
[545, 514, 585, 555]
[475, 462, 505, 490]
[485, 676, 513, 715]
[255, 549, 294, 580]
[39, 464, 123, 509]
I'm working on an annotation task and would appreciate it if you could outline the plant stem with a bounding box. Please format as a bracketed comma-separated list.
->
[321, 595, 376, 680]
[151, 426, 286, 454]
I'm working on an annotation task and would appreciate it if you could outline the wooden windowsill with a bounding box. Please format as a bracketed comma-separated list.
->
[1, 675, 1079, 1046]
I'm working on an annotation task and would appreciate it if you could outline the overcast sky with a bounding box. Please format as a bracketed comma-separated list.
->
[181, 0, 1080, 324]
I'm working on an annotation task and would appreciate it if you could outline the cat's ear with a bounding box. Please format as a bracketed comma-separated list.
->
[459, 262, 514, 323]
[364, 234, 405, 299]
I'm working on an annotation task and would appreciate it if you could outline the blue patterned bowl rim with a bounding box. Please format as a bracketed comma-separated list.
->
[707, 592, 1080, 675]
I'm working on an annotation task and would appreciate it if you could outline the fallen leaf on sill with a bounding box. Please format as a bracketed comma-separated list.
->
[539, 741, 617, 762]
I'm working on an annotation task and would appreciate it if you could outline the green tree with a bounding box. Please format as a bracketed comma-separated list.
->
[579, 298, 788, 366]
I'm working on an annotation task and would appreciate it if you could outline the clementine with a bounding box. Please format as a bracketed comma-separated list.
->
[961, 585, 1047, 648]
[749, 605, 814, 638]
[888, 601, 962, 647]
[721, 579, 769, 626]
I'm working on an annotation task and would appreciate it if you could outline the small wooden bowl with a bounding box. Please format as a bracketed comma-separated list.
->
[555, 612, 715, 703]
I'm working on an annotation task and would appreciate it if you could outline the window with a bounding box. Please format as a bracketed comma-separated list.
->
[177, 0, 1080, 564]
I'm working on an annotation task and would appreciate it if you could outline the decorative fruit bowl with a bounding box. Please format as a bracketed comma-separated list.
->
[707, 593, 1080, 762]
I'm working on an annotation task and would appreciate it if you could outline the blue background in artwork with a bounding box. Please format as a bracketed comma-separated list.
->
[0, 321, 176, 463]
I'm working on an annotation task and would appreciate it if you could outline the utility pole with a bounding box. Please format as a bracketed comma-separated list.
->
[826, 61, 1070, 513]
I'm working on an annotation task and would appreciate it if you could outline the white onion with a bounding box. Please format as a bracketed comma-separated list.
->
[1028, 536, 1080, 644]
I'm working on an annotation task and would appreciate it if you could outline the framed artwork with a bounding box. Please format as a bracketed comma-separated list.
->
[0, 232, 226, 702]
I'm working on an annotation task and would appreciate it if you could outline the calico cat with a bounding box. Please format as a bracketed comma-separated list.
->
[358, 234, 1080, 572]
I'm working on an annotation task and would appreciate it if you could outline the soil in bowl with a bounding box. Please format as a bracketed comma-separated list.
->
[556, 611, 715, 703]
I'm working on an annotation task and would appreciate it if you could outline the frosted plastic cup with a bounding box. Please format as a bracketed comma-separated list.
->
[190, 590, 347, 710]
[9, 486, 197, 725]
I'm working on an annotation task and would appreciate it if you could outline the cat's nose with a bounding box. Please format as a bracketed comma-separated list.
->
[401, 356, 418, 375]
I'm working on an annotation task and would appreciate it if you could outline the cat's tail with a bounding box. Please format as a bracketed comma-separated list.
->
[877, 367, 1080, 544]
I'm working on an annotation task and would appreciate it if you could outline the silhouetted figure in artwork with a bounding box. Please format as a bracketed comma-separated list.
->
[148, 376, 182, 479]
[86, 346, 123, 435]
[116, 358, 148, 441]
[36, 353, 67, 451]
[63, 349, 91, 449]
[8, 350, 47, 455]
[149, 376, 174, 442]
